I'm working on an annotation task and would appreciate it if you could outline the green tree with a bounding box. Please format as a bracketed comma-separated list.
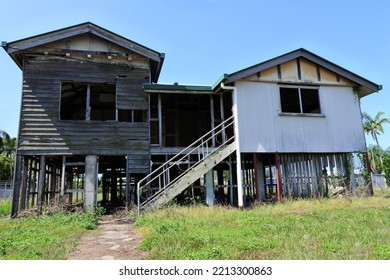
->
[383, 152, 390, 183]
[0, 130, 11, 152]
[362, 112, 390, 172]
[0, 130, 17, 181]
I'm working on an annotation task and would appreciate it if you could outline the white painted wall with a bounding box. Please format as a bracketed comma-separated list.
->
[235, 81, 366, 153]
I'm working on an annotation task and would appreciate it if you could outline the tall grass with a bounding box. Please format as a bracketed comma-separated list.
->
[0, 199, 11, 217]
[135, 195, 390, 260]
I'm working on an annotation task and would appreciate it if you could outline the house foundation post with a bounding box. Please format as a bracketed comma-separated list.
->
[84, 155, 98, 210]
[253, 153, 260, 202]
[349, 153, 357, 194]
[275, 152, 281, 202]
[11, 155, 22, 217]
[205, 169, 215, 206]
[254, 154, 265, 202]
[37, 155, 46, 214]
[19, 157, 28, 211]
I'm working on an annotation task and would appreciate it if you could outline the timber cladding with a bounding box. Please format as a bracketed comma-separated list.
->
[19, 55, 150, 167]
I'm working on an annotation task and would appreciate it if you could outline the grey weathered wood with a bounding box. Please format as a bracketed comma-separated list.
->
[11, 155, 22, 217]
[18, 58, 151, 168]
[37, 155, 46, 214]
[19, 158, 28, 210]
[158, 93, 162, 147]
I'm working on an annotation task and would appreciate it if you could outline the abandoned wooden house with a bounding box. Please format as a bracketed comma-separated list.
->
[3, 22, 382, 216]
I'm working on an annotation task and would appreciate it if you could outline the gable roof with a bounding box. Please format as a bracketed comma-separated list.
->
[2, 22, 165, 82]
[223, 48, 382, 97]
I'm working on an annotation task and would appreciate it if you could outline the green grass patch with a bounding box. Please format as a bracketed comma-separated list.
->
[0, 199, 11, 217]
[135, 196, 390, 260]
[0, 209, 101, 260]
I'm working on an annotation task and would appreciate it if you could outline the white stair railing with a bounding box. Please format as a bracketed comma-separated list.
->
[137, 115, 235, 215]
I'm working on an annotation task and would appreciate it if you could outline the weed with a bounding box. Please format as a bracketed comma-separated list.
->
[0, 199, 11, 217]
[136, 196, 390, 260]
[374, 245, 390, 259]
[0, 209, 102, 259]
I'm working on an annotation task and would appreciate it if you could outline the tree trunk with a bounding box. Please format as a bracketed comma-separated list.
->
[374, 135, 384, 171]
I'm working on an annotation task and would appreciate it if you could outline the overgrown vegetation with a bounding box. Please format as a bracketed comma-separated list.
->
[0, 199, 11, 217]
[136, 191, 390, 260]
[0, 203, 103, 260]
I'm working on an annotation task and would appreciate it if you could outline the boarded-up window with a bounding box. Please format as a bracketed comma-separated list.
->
[280, 86, 320, 114]
[60, 82, 116, 121]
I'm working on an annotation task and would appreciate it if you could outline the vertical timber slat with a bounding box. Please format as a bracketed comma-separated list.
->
[11, 155, 23, 217]
[37, 155, 46, 214]
[275, 152, 281, 202]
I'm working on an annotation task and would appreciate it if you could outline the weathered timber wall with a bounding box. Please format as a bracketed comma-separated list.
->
[18, 55, 150, 172]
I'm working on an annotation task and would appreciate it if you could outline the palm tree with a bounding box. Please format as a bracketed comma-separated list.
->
[362, 112, 390, 171]
[0, 130, 11, 152]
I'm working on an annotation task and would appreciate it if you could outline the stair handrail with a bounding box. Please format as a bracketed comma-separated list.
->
[137, 115, 235, 215]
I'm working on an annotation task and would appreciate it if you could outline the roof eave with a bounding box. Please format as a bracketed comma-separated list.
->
[226, 48, 382, 96]
[5, 22, 163, 64]
[143, 83, 213, 94]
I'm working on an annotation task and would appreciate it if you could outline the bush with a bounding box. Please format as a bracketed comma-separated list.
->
[0, 156, 12, 180]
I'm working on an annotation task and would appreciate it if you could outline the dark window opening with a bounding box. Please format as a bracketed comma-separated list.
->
[60, 82, 116, 121]
[90, 84, 116, 121]
[280, 86, 320, 114]
[60, 82, 87, 120]
[280, 87, 300, 113]
[118, 109, 147, 122]
[300, 88, 320, 113]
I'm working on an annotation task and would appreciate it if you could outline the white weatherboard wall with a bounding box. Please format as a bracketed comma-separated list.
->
[235, 81, 366, 153]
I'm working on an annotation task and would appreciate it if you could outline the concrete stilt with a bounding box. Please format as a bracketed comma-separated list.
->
[84, 155, 98, 210]
[205, 169, 215, 207]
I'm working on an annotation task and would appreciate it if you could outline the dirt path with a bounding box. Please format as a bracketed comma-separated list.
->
[67, 213, 147, 260]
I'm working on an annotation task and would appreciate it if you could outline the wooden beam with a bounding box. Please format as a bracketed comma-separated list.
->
[20, 157, 28, 211]
[219, 94, 225, 140]
[228, 156, 233, 206]
[86, 84, 91, 121]
[277, 64, 282, 79]
[210, 95, 215, 147]
[275, 152, 281, 202]
[11, 155, 23, 217]
[253, 153, 259, 202]
[316, 65, 321, 81]
[37, 155, 46, 214]
[126, 155, 131, 207]
[296, 58, 302, 80]
[61, 156, 66, 196]
[158, 93, 162, 148]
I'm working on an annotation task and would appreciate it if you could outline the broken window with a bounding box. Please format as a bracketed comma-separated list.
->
[60, 82, 116, 121]
[280, 86, 320, 114]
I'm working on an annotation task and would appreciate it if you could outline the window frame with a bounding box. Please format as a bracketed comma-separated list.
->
[278, 85, 324, 117]
[60, 81, 117, 122]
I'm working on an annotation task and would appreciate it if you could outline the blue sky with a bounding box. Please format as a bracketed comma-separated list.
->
[1, 0, 389, 149]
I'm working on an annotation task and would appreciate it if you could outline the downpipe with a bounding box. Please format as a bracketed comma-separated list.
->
[220, 82, 244, 207]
